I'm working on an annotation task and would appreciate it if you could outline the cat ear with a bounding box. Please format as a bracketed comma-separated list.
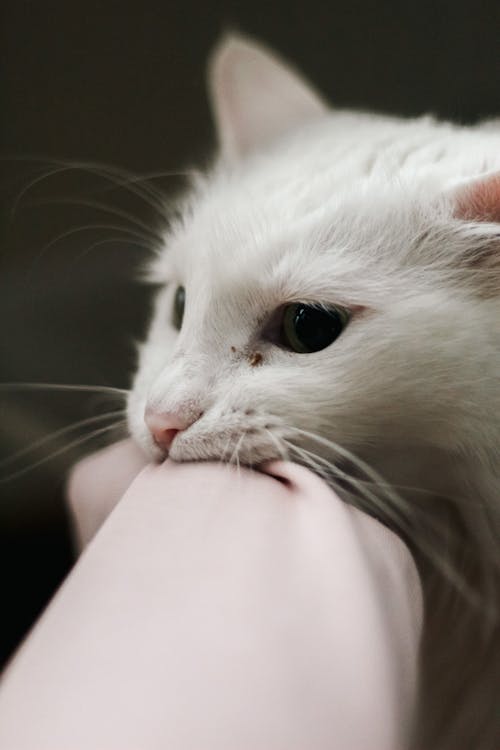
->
[451, 172, 500, 290]
[208, 33, 327, 160]
[452, 172, 500, 223]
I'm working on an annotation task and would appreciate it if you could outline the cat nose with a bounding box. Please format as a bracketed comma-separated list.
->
[144, 408, 200, 452]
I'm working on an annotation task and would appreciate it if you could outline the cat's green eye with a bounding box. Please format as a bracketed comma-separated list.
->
[172, 285, 185, 330]
[281, 303, 349, 353]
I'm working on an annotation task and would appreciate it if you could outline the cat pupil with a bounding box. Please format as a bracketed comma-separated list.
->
[282, 304, 348, 353]
[172, 286, 185, 330]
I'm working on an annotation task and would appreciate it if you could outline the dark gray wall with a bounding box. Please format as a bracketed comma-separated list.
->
[1, 0, 499, 664]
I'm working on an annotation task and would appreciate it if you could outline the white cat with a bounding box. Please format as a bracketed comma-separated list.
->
[127, 34, 500, 750]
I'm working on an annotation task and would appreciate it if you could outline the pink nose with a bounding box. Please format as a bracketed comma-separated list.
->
[144, 409, 199, 452]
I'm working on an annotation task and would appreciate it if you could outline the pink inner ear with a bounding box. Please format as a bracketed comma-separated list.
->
[454, 173, 500, 223]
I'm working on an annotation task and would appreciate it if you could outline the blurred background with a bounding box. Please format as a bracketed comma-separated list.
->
[1, 0, 499, 666]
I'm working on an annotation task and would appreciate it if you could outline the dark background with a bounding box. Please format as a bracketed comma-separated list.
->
[1, 0, 499, 666]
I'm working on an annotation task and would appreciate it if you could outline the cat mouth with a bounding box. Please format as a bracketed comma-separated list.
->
[140, 417, 354, 489]
[148, 420, 287, 468]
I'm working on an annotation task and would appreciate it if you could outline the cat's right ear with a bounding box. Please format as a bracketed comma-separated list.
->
[208, 33, 327, 161]
[450, 171, 500, 292]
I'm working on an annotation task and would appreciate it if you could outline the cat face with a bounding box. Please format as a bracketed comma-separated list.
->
[128, 35, 500, 480]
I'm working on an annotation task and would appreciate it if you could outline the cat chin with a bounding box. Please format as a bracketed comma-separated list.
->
[167, 432, 285, 466]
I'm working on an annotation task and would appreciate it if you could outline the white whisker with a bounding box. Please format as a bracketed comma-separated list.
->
[0, 382, 128, 396]
[5, 156, 176, 216]
[0, 420, 127, 484]
[284, 440, 332, 482]
[228, 431, 246, 478]
[35, 223, 157, 263]
[27, 197, 164, 242]
[264, 428, 288, 462]
[282, 430, 482, 601]
[74, 236, 154, 262]
[0, 409, 125, 469]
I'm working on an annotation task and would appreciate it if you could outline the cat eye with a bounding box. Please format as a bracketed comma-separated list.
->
[172, 285, 185, 330]
[280, 303, 349, 353]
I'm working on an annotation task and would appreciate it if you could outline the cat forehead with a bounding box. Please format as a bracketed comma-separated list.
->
[166, 118, 461, 260]
[152, 191, 435, 317]
[163, 173, 436, 285]
[151, 113, 500, 289]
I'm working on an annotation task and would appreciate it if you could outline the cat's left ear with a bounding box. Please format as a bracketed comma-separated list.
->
[208, 33, 328, 160]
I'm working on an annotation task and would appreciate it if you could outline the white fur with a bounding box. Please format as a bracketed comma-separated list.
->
[128, 34, 500, 750]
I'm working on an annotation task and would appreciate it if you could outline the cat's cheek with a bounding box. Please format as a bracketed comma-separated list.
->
[127, 418, 151, 456]
[133, 427, 165, 462]
[126, 393, 155, 458]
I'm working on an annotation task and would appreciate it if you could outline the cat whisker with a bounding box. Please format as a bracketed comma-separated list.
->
[35, 223, 157, 261]
[283, 440, 332, 482]
[3, 156, 203, 222]
[285, 425, 474, 530]
[285, 423, 485, 509]
[11, 164, 85, 218]
[285, 425, 408, 517]
[286, 439, 400, 516]
[0, 409, 126, 470]
[283, 430, 423, 525]
[282, 441, 380, 515]
[106, 167, 201, 184]
[74, 236, 155, 263]
[92, 167, 201, 198]
[0, 382, 128, 397]
[27, 197, 164, 243]
[220, 433, 234, 468]
[235, 433, 246, 479]
[228, 431, 246, 478]
[263, 428, 289, 462]
[0, 420, 127, 484]
[282, 431, 484, 603]
[5, 156, 174, 217]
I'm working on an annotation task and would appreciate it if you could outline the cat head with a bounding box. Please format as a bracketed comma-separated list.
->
[127, 34, 500, 479]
